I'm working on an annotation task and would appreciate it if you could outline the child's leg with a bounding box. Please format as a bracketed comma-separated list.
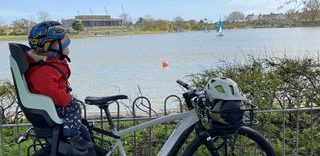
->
[56, 99, 93, 150]
[56, 99, 82, 138]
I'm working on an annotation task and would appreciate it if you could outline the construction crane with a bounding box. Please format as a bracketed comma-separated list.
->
[121, 4, 127, 27]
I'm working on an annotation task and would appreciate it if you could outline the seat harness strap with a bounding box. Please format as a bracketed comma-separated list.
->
[29, 61, 72, 93]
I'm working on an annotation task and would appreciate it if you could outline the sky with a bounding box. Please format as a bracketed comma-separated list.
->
[0, 0, 293, 24]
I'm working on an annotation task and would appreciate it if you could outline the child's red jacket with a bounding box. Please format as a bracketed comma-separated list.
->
[25, 56, 72, 107]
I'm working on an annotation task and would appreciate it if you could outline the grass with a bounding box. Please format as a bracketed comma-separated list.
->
[0, 29, 167, 41]
[0, 35, 27, 41]
[0, 118, 192, 156]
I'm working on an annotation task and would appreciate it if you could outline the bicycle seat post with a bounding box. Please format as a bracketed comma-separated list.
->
[101, 105, 115, 131]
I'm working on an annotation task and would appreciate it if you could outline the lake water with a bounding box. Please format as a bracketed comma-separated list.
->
[1, 27, 320, 112]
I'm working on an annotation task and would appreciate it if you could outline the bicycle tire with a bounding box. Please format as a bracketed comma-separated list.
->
[183, 126, 276, 156]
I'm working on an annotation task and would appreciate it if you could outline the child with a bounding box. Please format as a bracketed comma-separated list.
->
[25, 21, 93, 150]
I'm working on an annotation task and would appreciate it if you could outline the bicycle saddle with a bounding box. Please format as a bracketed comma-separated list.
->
[85, 95, 128, 106]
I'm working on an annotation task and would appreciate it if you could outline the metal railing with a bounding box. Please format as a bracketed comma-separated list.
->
[1, 95, 320, 156]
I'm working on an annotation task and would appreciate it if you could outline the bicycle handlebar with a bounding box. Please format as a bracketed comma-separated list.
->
[176, 80, 204, 96]
[176, 80, 193, 90]
[176, 80, 206, 110]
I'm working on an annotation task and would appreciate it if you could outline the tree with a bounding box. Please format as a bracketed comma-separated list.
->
[174, 16, 185, 23]
[135, 16, 156, 30]
[37, 11, 50, 22]
[11, 18, 36, 35]
[285, 9, 298, 26]
[174, 16, 185, 31]
[144, 15, 154, 21]
[183, 22, 192, 30]
[282, 0, 320, 21]
[188, 56, 320, 155]
[119, 13, 131, 27]
[226, 11, 246, 22]
[72, 20, 84, 34]
[154, 20, 172, 31]
[136, 17, 147, 24]
[0, 80, 20, 124]
[286, 9, 298, 20]
[302, 0, 320, 21]
[0, 24, 9, 35]
[135, 17, 146, 29]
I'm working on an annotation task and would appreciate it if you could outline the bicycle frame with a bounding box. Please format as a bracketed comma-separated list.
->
[105, 109, 199, 156]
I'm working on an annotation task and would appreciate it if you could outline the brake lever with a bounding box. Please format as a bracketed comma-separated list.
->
[17, 128, 33, 144]
[17, 135, 28, 144]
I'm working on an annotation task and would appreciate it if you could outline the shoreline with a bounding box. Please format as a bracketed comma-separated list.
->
[2, 26, 320, 41]
[0, 29, 169, 41]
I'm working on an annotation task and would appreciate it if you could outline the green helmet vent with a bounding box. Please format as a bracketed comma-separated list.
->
[215, 85, 225, 93]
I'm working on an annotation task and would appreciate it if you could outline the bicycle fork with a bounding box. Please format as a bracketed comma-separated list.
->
[196, 126, 220, 156]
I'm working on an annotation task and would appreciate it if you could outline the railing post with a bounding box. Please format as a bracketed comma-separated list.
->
[164, 96, 168, 139]
[132, 96, 152, 156]
[163, 95, 182, 138]
[0, 108, 4, 156]
[76, 99, 87, 120]
[115, 101, 120, 131]
[100, 107, 103, 146]
[147, 98, 152, 156]
[114, 101, 122, 155]
[295, 99, 301, 155]
[132, 98, 137, 156]
[281, 98, 286, 156]
[14, 106, 21, 156]
[310, 96, 314, 156]
[267, 93, 272, 142]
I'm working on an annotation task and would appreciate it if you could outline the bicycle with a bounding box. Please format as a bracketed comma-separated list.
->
[10, 43, 275, 155]
[20, 80, 274, 156]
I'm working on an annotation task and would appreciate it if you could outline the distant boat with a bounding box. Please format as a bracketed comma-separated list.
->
[216, 18, 223, 37]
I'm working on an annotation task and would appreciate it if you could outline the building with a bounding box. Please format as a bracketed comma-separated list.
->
[245, 13, 286, 22]
[262, 13, 286, 21]
[61, 19, 75, 28]
[62, 15, 123, 29]
[246, 14, 259, 21]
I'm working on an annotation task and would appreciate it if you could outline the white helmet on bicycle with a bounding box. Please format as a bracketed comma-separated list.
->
[204, 77, 247, 125]
[205, 77, 247, 102]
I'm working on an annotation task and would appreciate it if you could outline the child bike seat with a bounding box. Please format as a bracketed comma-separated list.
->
[9, 43, 102, 156]
[9, 43, 63, 127]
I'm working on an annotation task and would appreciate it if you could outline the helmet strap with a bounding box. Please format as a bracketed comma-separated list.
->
[57, 40, 71, 62]
[47, 40, 71, 62]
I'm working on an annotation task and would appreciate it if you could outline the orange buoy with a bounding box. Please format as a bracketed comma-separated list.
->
[162, 61, 169, 68]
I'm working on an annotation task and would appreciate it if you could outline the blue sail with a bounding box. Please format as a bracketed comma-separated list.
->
[216, 19, 222, 33]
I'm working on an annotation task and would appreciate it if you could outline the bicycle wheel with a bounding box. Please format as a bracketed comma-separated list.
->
[183, 126, 275, 156]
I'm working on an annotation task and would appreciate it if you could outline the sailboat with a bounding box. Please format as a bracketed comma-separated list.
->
[216, 18, 223, 36]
